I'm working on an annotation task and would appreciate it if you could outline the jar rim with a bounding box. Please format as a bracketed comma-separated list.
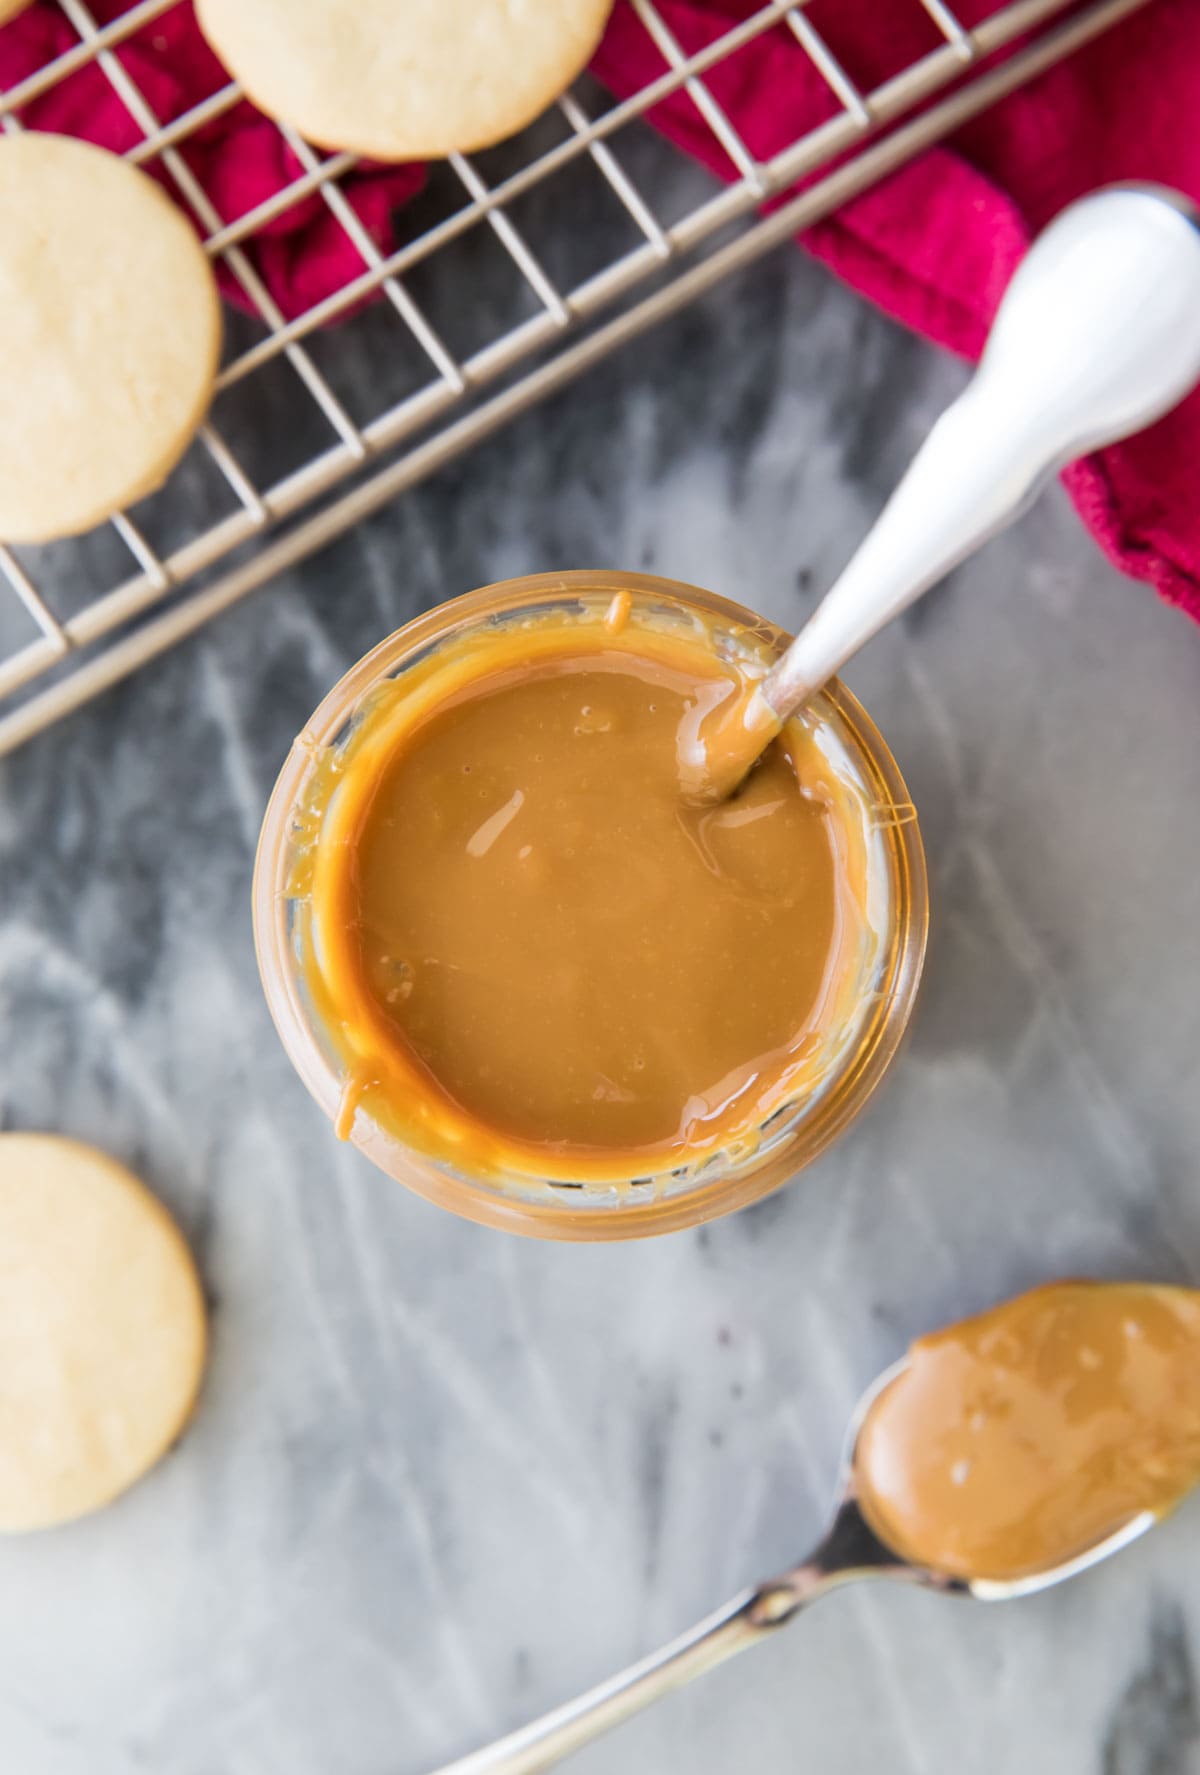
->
[253, 570, 928, 1240]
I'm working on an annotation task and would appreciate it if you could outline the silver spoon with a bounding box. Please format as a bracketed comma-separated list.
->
[428, 1358, 1155, 1775]
[707, 184, 1200, 798]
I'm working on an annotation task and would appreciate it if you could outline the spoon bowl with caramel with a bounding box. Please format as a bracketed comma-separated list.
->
[431, 1279, 1200, 1775]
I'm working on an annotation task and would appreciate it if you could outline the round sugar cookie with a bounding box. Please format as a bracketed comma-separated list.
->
[196, 0, 616, 160]
[0, 1135, 207, 1533]
[0, 134, 221, 543]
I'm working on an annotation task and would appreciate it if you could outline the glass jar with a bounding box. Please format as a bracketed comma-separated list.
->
[253, 571, 927, 1240]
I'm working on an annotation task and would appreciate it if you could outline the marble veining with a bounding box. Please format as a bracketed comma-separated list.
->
[2, 131, 1200, 1775]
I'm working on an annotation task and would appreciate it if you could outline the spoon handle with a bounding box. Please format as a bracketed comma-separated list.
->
[423, 1497, 917, 1774]
[761, 185, 1200, 721]
[425, 1580, 808, 1775]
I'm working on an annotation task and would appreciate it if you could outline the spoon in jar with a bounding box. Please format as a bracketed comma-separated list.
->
[685, 184, 1200, 802]
[428, 1278, 1200, 1775]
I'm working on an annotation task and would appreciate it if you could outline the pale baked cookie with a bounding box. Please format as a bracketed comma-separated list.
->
[196, 0, 615, 160]
[0, 134, 221, 543]
[0, 1, 34, 22]
[0, 1135, 207, 1533]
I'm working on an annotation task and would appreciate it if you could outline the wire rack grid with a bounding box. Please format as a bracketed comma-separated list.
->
[0, 0, 1152, 756]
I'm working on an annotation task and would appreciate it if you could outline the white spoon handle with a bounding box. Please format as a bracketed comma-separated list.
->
[763, 185, 1200, 718]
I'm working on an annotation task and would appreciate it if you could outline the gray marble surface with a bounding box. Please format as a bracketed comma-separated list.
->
[4, 137, 1200, 1775]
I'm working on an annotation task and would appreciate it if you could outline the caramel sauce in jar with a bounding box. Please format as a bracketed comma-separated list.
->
[254, 574, 926, 1237]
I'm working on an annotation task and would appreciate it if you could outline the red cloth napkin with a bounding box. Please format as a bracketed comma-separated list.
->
[3, 0, 1198, 620]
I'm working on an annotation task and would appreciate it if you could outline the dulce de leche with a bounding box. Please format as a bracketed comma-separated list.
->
[297, 600, 888, 1187]
[856, 1280, 1200, 1581]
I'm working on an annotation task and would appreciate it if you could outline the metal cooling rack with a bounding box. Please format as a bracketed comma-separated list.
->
[0, 0, 1152, 755]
